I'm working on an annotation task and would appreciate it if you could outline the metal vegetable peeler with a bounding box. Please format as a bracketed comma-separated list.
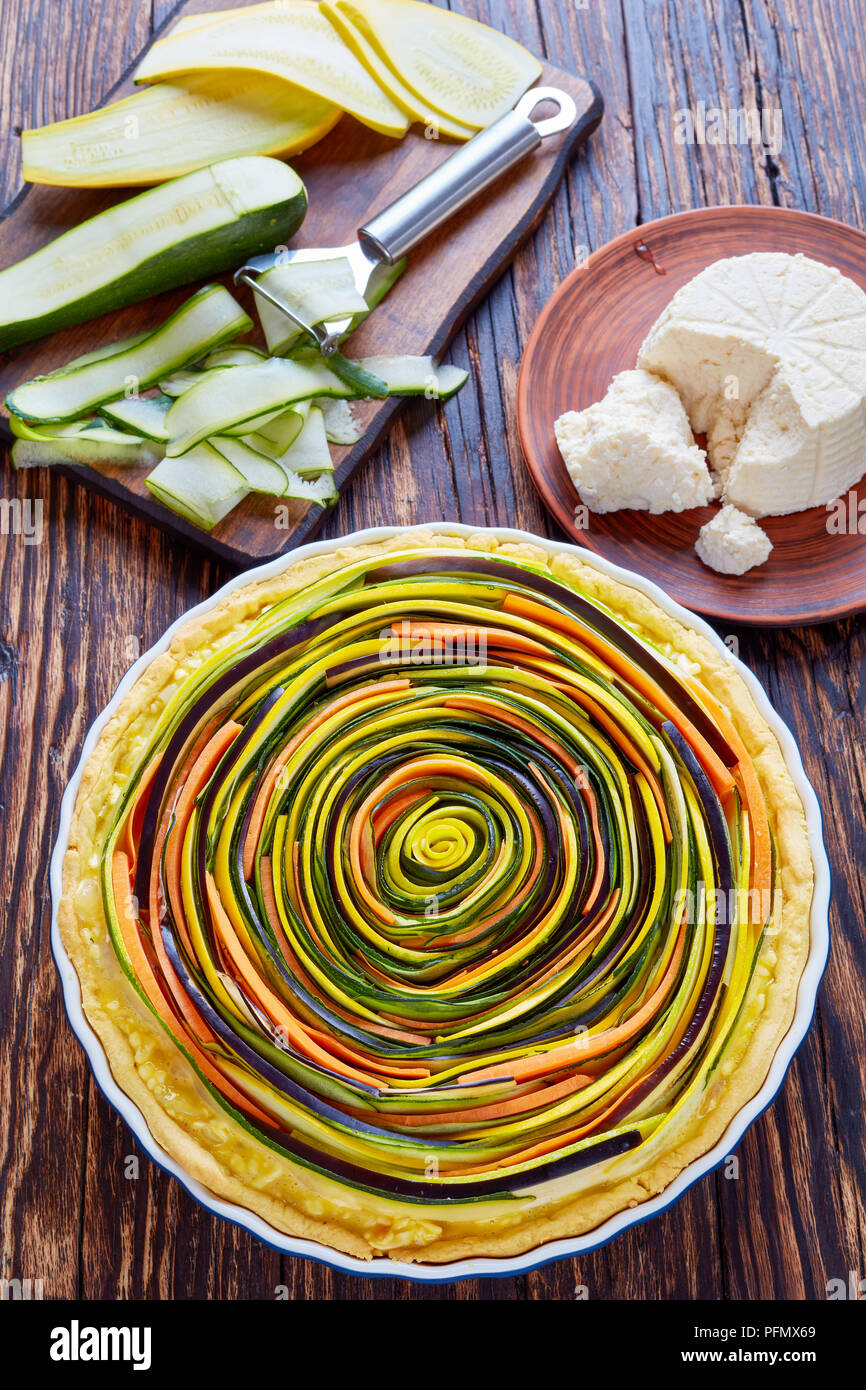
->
[234, 86, 578, 354]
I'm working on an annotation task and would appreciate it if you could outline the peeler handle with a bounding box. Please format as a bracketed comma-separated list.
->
[357, 87, 578, 265]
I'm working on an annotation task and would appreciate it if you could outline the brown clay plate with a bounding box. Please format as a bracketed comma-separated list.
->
[516, 205, 866, 626]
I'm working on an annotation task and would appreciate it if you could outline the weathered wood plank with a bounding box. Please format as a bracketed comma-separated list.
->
[616, 0, 865, 1303]
[0, 0, 158, 211]
[739, 2, 866, 1295]
[1, 0, 863, 1303]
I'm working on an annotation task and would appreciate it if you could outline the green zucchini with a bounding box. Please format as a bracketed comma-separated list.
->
[364, 257, 407, 311]
[0, 155, 306, 351]
[100, 393, 173, 441]
[12, 420, 163, 469]
[257, 256, 370, 356]
[321, 351, 389, 397]
[145, 446, 249, 530]
[12, 439, 161, 469]
[9, 414, 140, 445]
[259, 255, 406, 356]
[48, 330, 152, 374]
[203, 345, 268, 369]
[245, 405, 308, 457]
[209, 436, 290, 495]
[207, 435, 336, 505]
[6, 285, 250, 422]
[164, 356, 365, 456]
[158, 368, 209, 397]
[276, 406, 333, 475]
[314, 397, 363, 445]
[221, 408, 287, 438]
[357, 356, 469, 398]
[276, 470, 338, 506]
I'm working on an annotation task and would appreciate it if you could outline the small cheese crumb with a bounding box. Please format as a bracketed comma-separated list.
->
[695, 504, 773, 575]
[554, 370, 714, 514]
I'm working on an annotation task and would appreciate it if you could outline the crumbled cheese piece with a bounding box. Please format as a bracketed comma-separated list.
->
[695, 505, 773, 575]
[554, 369, 715, 514]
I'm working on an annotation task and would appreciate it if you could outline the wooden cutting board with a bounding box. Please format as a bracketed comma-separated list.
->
[0, 5, 602, 567]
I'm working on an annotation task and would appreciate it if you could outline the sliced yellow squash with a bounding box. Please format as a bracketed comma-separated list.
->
[318, 1, 475, 140]
[21, 71, 340, 188]
[329, 0, 541, 130]
[134, 0, 410, 139]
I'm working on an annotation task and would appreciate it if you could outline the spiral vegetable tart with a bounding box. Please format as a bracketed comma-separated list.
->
[59, 531, 813, 1262]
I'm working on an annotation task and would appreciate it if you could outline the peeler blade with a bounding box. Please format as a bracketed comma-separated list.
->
[234, 241, 384, 356]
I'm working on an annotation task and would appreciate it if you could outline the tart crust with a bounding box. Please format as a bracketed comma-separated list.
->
[58, 529, 814, 1264]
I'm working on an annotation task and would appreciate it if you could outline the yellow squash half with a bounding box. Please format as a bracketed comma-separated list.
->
[22, 71, 341, 188]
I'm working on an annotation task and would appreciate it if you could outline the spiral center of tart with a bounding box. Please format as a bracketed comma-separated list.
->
[403, 805, 479, 875]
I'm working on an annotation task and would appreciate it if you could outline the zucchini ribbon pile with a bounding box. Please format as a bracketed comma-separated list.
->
[106, 549, 777, 1204]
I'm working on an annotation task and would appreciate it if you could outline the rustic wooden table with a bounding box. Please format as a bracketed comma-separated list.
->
[1, 0, 863, 1302]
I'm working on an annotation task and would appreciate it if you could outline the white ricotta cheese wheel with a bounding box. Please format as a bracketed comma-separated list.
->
[637, 252, 866, 516]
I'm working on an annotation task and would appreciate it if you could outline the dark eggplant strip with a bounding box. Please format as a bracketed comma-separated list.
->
[662, 722, 734, 896]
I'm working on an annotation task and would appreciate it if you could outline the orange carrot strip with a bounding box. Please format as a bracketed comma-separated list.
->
[346, 758, 489, 927]
[302, 1025, 431, 1080]
[566, 688, 672, 843]
[371, 786, 431, 841]
[161, 720, 244, 953]
[443, 694, 578, 772]
[258, 858, 431, 1047]
[118, 754, 162, 877]
[241, 679, 412, 879]
[146, 826, 220, 1049]
[458, 918, 687, 1085]
[526, 888, 621, 991]
[394, 621, 550, 660]
[112, 851, 169, 1008]
[348, 1073, 594, 1128]
[440, 696, 606, 913]
[454, 1071, 654, 1174]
